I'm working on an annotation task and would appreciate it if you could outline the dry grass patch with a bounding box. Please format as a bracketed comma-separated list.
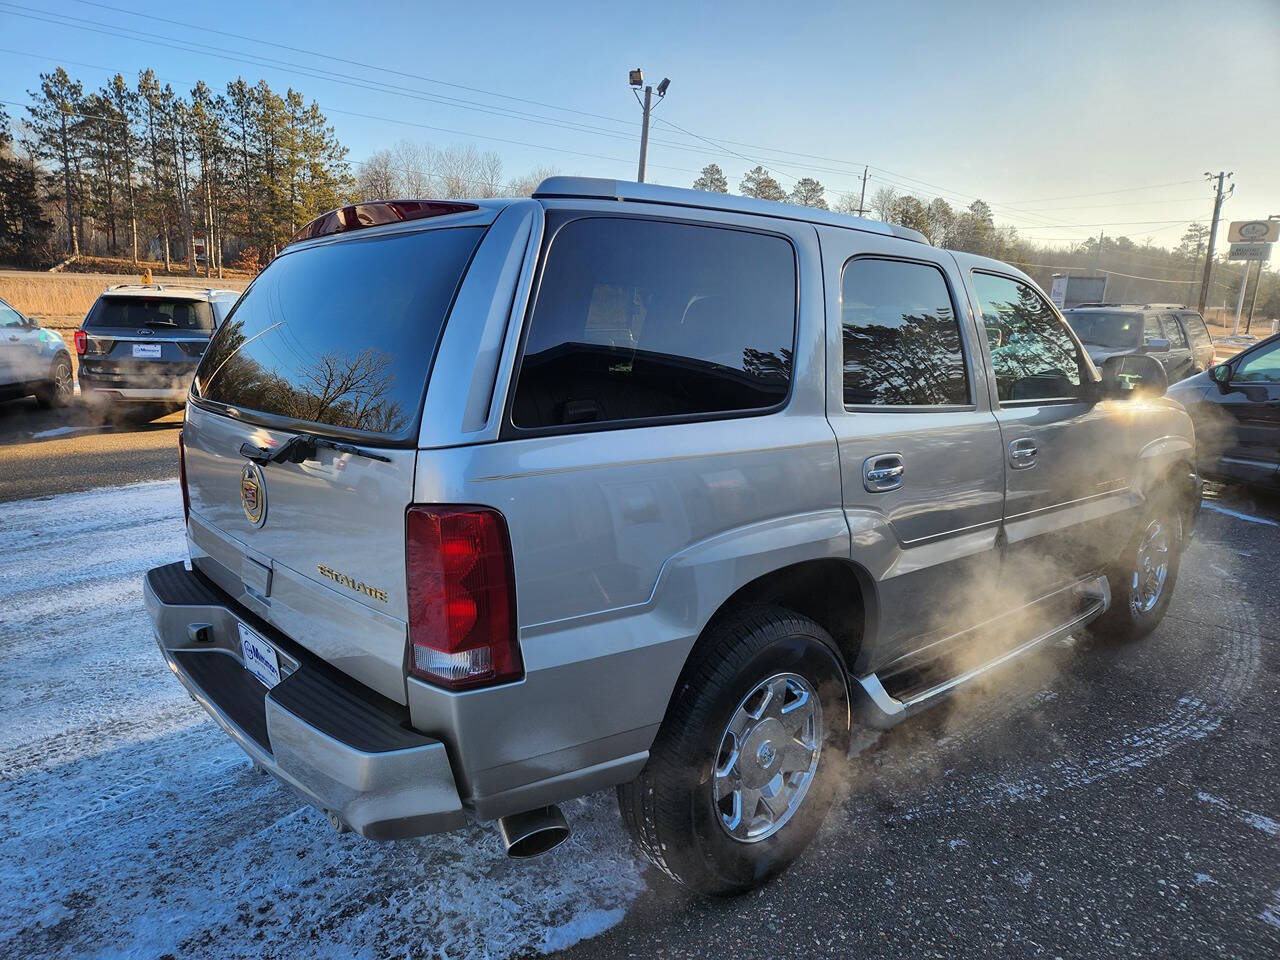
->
[0, 271, 249, 319]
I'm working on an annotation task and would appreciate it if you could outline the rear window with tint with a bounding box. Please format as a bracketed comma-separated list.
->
[194, 226, 482, 441]
[88, 296, 214, 331]
[1064, 311, 1141, 349]
[512, 217, 796, 430]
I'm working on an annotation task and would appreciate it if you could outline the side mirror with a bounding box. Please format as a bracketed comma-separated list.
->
[1209, 363, 1233, 391]
[1101, 354, 1168, 400]
[1143, 337, 1170, 353]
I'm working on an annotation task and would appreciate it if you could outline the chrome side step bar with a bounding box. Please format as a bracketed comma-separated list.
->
[851, 574, 1110, 731]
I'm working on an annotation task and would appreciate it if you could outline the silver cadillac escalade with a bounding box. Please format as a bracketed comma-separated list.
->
[144, 179, 1200, 896]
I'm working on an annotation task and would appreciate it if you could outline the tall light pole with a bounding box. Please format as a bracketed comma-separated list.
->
[629, 69, 669, 183]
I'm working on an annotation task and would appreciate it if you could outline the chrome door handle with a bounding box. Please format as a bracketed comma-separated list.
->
[1008, 437, 1038, 469]
[863, 453, 905, 492]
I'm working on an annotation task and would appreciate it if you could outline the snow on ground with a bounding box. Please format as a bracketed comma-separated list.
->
[0, 482, 644, 959]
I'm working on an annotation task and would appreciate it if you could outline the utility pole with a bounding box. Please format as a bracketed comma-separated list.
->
[1092, 228, 1104, 274]
[1198, 171, 1233, 315]
[857, 166, 869, 216]
[629, 69, 669, 184]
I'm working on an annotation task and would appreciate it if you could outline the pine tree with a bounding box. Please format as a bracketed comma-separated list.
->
[739, 165, 786, 201]
[789, 177, 827, 209]
[26, 67, 84, 255]
[108, 74, 141, 264]
[138, 69, 173, 270]
[691, 163, 728, 193]
[0, 104, 54, 265]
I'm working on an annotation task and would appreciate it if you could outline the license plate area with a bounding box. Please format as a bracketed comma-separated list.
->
[238, 623, 281, 689]
[132, 342, 162, 358]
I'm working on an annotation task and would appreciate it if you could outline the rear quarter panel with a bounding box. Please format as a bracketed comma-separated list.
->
[405, 203, 847, 802]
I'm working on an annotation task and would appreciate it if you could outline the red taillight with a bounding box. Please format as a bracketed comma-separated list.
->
[406, 506, 521, 690]
[73, 329, 87, 355]
[177, 430, 190, 525]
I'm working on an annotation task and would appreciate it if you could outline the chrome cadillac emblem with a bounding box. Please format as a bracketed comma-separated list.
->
[240, 462, 267, 528]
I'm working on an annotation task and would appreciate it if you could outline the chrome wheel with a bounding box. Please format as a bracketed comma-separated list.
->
[713, 672, 822, 843]
[53, 360, 73, 401]
[1129, 517, 1171, 615]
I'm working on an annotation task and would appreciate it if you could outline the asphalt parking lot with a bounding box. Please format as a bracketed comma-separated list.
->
[0, 397, 183, 502]
[0, 416, 1277, 959]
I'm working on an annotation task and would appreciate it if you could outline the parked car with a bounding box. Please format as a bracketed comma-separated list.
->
[143, 181, 1200, 896]
[76, 284, 240, 415]
[1169, 332, 1280, 489]
[1064, 303, 1213, 384]
[0, 295, 74, 408]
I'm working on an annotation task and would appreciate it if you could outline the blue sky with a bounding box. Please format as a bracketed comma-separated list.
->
[1, 0, 1277, 249]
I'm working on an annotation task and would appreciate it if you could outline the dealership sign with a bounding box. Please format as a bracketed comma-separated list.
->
[1227, 242, 1273, 261]
[1227, 220, 1279, 243]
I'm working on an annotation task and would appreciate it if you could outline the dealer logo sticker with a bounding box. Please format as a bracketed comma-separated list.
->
[240, 462, 267, 528]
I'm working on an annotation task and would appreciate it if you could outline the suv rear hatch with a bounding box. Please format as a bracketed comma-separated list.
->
[80, 295, 215, 391]
[181, 213, 490, 704]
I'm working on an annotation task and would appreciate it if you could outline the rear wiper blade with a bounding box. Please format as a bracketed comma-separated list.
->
[239, 433, 392, 465]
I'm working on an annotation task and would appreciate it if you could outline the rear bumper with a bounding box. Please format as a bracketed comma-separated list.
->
[82, 385, 189, 403]
[143, 561, 466, 839]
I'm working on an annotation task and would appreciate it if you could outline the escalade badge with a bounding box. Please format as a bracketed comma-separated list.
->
[240, 462, 267, 527]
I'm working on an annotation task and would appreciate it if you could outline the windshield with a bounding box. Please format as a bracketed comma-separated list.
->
[193, 226, 483, 442]
[1065, 311, 1141, 349]
[88, 296, 215, 331]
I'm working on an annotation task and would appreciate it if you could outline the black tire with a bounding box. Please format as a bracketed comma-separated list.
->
[34, 354, 74, 409]
[617, 606, 849, 896]
[1091, 493, 1184, 642]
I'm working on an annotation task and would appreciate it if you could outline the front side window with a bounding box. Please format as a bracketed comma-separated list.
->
[972, 272, 1083, 403]
[0, 300, 23, 329]
[1234, 341, 1280, 383]
[512, 217, 796, 429]
[840, 258, 969, 406]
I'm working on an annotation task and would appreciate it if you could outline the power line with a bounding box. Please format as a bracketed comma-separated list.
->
[3, 2, 1203, 224]
[4, 3, 1208, 234]
[1001, 178, 1205, 205]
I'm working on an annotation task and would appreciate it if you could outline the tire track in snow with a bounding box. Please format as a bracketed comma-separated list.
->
[0, 481, 645, 960]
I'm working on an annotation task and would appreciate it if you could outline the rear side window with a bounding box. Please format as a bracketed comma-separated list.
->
[88, 296, 214, 331]
[194, 226, 482, 441]
[1143, 314, 1165, 341]
[1162, 314, 1187, 347]
[512, 217, 796, 430]
[1180, 313, 1211, 351]
[840, 258, 968, 406]
[972, 272, 1083, 402]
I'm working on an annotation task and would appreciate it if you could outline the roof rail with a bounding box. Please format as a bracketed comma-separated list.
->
[532, 176, 930, 244]
[108, 282, 166, 291]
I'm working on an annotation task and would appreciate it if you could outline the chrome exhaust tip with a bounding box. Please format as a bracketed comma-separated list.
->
[497, 804, 570, 858]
